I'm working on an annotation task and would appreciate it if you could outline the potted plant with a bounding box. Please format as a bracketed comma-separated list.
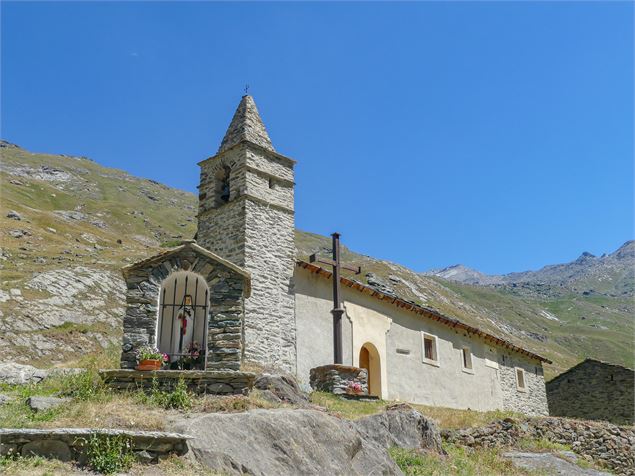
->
[171, 341, 205, 370]
[346, 381, 364, 396]
[135, 346, 165, 371]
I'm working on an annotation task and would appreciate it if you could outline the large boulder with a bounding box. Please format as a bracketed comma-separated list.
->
[253, 373, 309, 405]
[172, 408, 403, 475]
[355, 403, 444, 454]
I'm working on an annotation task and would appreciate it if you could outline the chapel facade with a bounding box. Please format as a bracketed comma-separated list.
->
[120, 95, 550, 416]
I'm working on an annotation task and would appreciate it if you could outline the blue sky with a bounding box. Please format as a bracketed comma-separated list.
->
[2, 2, 633, 274]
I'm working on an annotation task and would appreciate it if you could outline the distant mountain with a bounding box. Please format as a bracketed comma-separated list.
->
[1, 141, 633, 379]
[425, 264, 504, 286]
[425, 242, 634, 298]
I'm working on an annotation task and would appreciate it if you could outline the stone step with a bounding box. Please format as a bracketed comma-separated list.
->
[0, 428, 192, 464]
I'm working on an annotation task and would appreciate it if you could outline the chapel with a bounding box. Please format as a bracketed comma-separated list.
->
[120, 95, 551, 415]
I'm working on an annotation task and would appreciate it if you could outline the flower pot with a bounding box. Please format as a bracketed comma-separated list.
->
[136, 359, 162, 371]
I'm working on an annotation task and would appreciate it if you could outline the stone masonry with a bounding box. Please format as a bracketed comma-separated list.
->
[547, 359, 634, 425]
[499, 351, 548, 416]
[120, 241, 250, 371]
[197, 96, 297, 372]
[100, 369, 255, 395]
[444, 416, 635, 475]
[310, 364, 369, 396]
[0, 428, 190, 464]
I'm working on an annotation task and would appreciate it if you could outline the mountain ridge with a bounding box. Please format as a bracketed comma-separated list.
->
[1, 141, 633, 379]
[425, 241, 634, 298]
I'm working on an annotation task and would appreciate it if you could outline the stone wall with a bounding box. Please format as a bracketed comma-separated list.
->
[0, 428, 189, 464]
[547, 359, 634, 425]
[499, 352, 548, 416]
[309, 364, 369, 396]
[100, 369, 255, 395]
[120, 242, 248, 371]
[444, 417, 635, 475]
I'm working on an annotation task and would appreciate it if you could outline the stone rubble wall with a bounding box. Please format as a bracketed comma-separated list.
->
[444, 417, 635, 475]
[547, 360, 634, 425]
[309, 364, 369, 395]
[498, 352, 548, 416]
[0, 428, 190, 464]
[100, 369, 256, 395]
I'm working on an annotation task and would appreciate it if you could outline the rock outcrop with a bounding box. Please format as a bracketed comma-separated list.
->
[356, 403, 444, 454]
[172, 405, 442, 475]
[253, 373, 309, 405]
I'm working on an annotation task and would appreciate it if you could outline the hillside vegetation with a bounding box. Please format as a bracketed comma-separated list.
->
[1, 141, 632, 378]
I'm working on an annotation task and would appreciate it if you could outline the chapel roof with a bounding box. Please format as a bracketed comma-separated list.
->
[218, 95, 275, 154]
[296, 260, 552, 364]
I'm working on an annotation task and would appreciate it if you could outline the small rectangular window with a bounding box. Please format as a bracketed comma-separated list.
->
[516, 367, 526, 391]
[421, 332, 439, 366]
[462, 347, 473, 372]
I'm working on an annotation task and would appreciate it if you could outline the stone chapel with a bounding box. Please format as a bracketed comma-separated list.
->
[120, 95, 551, 416]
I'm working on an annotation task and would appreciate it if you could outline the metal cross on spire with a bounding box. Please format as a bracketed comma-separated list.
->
[309, 232, 361, 364]
[244, 84, 250, 95]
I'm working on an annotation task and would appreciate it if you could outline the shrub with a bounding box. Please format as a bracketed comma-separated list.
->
[84, 434, 135, 474]
[60, 368, 107, 401]
[139, 377, 192, 410]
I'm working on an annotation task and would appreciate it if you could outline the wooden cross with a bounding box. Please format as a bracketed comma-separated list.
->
[309, 232, 361, 364]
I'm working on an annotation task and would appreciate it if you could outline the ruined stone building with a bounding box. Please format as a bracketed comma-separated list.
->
[547, 359, 634, 425]
[120, 95, 550, 416]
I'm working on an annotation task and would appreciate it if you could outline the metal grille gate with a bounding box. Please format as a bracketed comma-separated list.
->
[158, 274, 209, 370]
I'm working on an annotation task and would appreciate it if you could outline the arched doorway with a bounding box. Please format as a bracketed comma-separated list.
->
[359, 342, 381, 397]
[156, 271, 209, 369]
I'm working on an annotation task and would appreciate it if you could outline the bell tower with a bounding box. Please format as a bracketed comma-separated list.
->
[197, 95, 296, 372]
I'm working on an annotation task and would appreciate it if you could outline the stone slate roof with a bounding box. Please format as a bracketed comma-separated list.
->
[218, 95, 274, 153]
[296, 260, 552, 364]
[122, 240, 252, 297]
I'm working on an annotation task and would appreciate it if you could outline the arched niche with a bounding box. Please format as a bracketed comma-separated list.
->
[157, 270, 209, 369]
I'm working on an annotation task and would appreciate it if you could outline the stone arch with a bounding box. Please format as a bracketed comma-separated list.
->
[156, 270, 209, 369]
[120, 241, 251, 371]
[359, 342, 382, 397]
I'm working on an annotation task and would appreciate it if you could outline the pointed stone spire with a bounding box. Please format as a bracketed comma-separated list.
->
[218, 95, 274, 153]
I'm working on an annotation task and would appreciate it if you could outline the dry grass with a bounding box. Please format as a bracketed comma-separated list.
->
[40, 394, 167, 431]
[310, 392, 522, 429]
[390, 445, 540, 476]
[0, 454, 219, 476]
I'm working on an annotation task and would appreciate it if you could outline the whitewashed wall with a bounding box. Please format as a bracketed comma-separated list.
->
[294, 267, 548, 414]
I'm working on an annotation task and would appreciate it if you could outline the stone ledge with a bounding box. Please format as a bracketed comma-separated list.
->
[99, 369, 256, 395]
[0, 428, 191, 464]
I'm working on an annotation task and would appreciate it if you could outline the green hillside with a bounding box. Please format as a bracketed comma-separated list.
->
[1, 141, 632, 379]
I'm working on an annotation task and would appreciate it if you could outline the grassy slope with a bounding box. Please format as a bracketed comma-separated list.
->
[1, 144, 633, 379]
